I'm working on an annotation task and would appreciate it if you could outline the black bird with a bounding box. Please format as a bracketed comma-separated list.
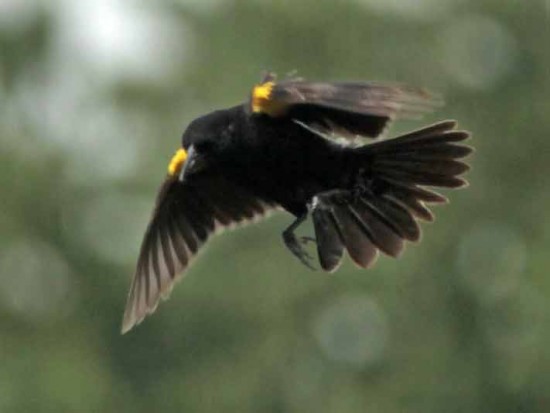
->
[121, 74, 473, 333]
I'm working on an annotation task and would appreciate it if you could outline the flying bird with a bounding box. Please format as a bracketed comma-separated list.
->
[121, 74, 473, 333]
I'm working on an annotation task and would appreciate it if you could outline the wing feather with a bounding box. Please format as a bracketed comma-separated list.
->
[250, 77, 442, 140]
[121, 172, 278, 333]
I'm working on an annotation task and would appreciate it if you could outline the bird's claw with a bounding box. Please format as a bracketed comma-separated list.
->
[283, 232, 317, 270]
[300, 236, 317, 244]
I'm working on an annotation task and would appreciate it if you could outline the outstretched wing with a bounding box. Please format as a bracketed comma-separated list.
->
[121, 170, 277, 333]
[250, 76, 442, 140]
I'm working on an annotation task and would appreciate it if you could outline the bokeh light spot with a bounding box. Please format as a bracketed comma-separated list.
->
[479, 286, 546, 392]
[0, 240, 73, 323]
[439, 15, 518, 90]
[313, 294, 388, 368]
[54, 0, 194, 83]
[0, 0, 39, 33]
[456, 222, 526, 301]
[354, 0, 462, 20]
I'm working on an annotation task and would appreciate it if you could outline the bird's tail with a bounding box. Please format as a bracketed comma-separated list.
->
[311, 120, 473, 272]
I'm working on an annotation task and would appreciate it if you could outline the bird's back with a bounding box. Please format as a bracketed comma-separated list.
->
[218, 110, 354, 215]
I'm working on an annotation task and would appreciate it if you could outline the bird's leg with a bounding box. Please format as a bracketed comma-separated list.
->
[282, 190, 352, 270]
[282, 213, 317, 270]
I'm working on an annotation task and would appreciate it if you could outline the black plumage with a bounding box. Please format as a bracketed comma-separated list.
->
[121, 74, 472, 333]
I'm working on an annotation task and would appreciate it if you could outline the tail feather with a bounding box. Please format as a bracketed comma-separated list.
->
[348, 201, 405, 257]
[389, 119, 457, 139]
[383, 189, 435, 222]
[311, 208, 345, 272]
[375, 158, 469, 176]
[311, 120, 472, 270]
[368, 120, 465, 147]
[375, 167, 467, 188]
[379, 143, 472, 160]
[380, 177, 449, 204]
[331, 205, 379, 268]
[358, 193, 421, 242]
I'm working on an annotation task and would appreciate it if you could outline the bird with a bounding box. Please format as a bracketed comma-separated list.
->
[121, 73, 473, 333]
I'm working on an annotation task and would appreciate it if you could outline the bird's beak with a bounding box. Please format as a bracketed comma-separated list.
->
[178, 145, 208, 182]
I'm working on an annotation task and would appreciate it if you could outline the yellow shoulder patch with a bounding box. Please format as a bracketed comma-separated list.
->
[167, 148, 188, 176]
[251, 81, 275, 113]
[250, 81, 289, 117]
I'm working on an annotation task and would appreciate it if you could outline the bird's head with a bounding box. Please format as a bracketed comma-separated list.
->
[168, 109, 237, 182]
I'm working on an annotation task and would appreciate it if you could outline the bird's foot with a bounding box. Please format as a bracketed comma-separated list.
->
[282, 231, 317, 270]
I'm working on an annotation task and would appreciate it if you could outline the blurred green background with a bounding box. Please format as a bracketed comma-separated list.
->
[1, 0, 549, 412]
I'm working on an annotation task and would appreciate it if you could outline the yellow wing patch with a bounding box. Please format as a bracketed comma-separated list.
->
[167, 148, 188, 176]
[250, 81, 288, 117]
[251, 81, 275, 113]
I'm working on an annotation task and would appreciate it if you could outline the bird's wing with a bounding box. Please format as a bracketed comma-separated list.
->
[121, 170, 277, 333]
[250, 77, 442, 140]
